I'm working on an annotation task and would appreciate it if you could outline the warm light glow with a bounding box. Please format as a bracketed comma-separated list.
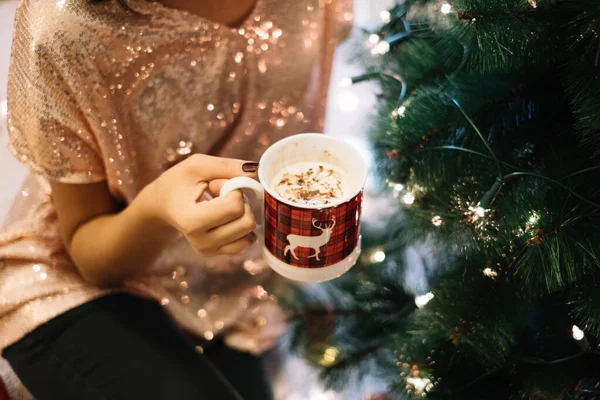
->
[467, 204, 486, 221]
[394, 183, 404, 191]
[40, 272, 48, 280]
[339, 77, 353, 87]
[483, 267, 498, 278]
[528, 212, 540, 224]
[572, 325, 585, 341]
[372, 250, 386, 263]
[369, 34, 381, 45]
[56, 0, 66, 8]
[319, 347, 338, 366]
[431, 216, 442, 227]
[415, 292, 434, 309]
[337, 92, 360, 113]
[528, 0, 537, 8]
[397, 105, 406, 116]
[441, 3, 452, 14]
[380, 10, 391, 23]
[403, 193, 415, 205]
[371, 40, 390, 55]
[406, 377, 432, 394]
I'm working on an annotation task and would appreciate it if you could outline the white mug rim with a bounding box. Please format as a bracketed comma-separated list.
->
[257, 133, 368, 210]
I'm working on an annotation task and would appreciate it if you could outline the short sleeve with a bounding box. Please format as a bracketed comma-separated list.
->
[6, 2, 106, 184]
[331, 0, 353, 44]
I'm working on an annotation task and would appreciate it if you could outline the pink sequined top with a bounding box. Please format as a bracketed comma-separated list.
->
[0, 0, 351, 354]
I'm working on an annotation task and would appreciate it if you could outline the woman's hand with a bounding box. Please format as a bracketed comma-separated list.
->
[51, 154, 259, 287]
[148, 154, 259, 256]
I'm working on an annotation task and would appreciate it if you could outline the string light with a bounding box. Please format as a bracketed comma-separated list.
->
[406, 377, 433, 395]
[403, 193, 415, 205]
[572, 325, 585, 341]
[371, 250, 386, 263]
[467, 204, 486, 221]
[368, 34, 381, 45]
[431, 216, 442, 226]
[528, 0, 537, 8]
[397, 105, 406, 116]
[483, 267, 498, 278]
[391, 182, 404, 198]
[319, 347, 339, 366]
[339, 77, 353, 87]
[371, 40, 390, 55]
[380, 10, 391, 23]
[440, 3, 452, 14]
[528, 212, 540, 224]
[415, 292, 434, 308]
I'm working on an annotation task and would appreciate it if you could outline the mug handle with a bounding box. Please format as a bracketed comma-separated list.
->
[219, 177, 265, 241]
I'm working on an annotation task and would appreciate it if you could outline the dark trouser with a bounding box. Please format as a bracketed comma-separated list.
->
[4, 294, 273, 400]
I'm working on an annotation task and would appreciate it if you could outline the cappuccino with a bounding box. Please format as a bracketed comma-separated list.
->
[271, 162, 349, 206]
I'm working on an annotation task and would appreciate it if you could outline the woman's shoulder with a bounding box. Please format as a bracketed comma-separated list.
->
[13, 0, 149, 79]
[16, 0, 130, 55]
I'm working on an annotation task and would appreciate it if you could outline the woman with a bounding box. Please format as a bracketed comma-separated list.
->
[0, 0, 352, 398]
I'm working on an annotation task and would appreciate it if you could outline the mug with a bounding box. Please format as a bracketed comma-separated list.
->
[220, 134, 368, 282]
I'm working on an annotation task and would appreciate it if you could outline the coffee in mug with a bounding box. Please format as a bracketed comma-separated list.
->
[220, 134, 368, 282]
[271, 162, 349, 206]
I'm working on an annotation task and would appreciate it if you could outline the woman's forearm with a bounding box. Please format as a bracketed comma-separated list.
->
[68, 185, 178, 287]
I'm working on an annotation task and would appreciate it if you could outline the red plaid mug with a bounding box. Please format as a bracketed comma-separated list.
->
[220, 134, 368, 282]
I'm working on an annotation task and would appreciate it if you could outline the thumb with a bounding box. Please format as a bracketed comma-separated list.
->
[187, 154, 258, 181]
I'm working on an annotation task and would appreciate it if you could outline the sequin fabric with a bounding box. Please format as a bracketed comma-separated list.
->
[0, 0, 352, 354]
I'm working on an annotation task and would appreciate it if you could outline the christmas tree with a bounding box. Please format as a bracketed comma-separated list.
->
[286, 1, 600, 398]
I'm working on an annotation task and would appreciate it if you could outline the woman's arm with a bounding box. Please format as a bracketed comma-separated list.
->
[52, 154, 259, 287]
[52, 180, 176, 286]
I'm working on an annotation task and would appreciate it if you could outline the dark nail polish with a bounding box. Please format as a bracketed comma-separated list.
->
[242, 162, 259, 172]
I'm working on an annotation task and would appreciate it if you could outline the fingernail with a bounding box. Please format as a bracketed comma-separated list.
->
[242, 162, 259, 172]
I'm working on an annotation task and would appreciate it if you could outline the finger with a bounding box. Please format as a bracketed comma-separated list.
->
[216, 234, 257, 255]
[205, 204, 257, 248]
[208, 179, 228, 196]
[178, 191, 246, 234]
[194, 182, 210, 202]
[186, 154, 258, 181]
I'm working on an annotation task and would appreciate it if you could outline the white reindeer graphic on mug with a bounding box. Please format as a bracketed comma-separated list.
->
[284, 217, 336, 261]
